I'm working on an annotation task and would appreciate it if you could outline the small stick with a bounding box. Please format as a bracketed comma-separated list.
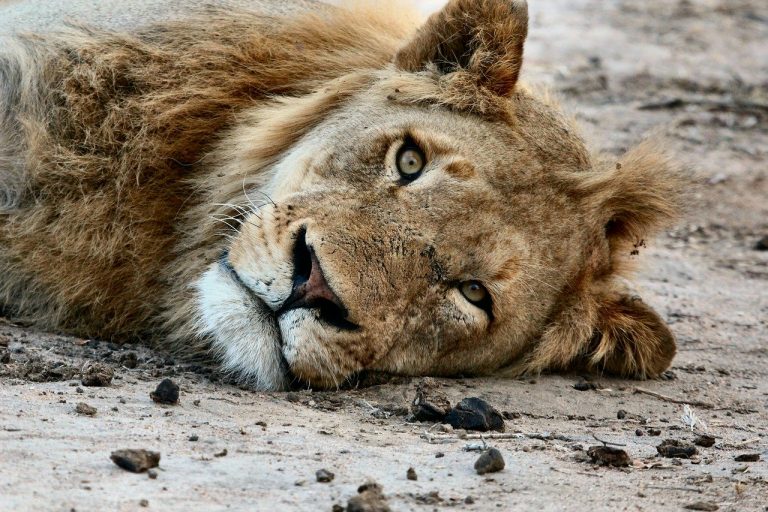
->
[633, 387, 714, 409]
[731, 437, 760, 449]
[592, 433, 626, 447]
[645, 485, 703, 493]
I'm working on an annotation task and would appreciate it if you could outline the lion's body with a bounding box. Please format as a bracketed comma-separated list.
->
[0, 0, 402, 338]
[0, 0, 684, 389]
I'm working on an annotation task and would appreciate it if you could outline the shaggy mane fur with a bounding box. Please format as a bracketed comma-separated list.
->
[0, 4, 414, 338]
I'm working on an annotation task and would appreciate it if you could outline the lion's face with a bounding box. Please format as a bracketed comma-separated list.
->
[194, 0, 680, 390]
[214, 98, 582, 388]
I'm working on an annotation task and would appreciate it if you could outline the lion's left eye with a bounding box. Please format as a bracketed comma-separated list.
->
[396, 140, 426, 180]
[460, 281, 488, 304]
[459, 280, 493, 319]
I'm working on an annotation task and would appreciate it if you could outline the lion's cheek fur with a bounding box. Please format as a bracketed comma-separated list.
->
[195, 264, 289, 390]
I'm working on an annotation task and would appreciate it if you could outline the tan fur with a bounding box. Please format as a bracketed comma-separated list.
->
[0, 0, 685, 389]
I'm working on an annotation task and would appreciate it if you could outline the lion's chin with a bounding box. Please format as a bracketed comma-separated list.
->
[195, 263, 291, 391]
[277, 308, 361, 389]
[195, 263, 358, 390]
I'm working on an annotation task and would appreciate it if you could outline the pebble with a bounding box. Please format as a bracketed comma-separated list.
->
[80, 362, 114, 387]
[444, 397, 505, 432]
[150, 378, 179, 405]
[110, 449, 161, 473]
[694, 435, 716, 448]
[587, 445, 631, 467]
[474, 448, 505, 475]
[316, 469, 335, 483]
[406, 467, 417, 481]
[657, 439, 698, 458]
[411, 378, 451, 422]
[75, 402, 97, 416]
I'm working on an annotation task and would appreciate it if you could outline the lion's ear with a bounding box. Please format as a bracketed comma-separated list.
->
[394, 0, 528, 97]
[579, 141, 686, 271]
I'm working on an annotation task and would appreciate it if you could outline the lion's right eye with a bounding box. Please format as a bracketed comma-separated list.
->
[396, 139, 426, 181]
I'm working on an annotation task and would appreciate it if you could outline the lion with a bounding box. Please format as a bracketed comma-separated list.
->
[0, 0, 683, 390]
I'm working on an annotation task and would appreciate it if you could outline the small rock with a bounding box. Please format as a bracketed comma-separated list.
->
[213, 448, 228, 458]
[147, 469, 158, 479]
[406, 467, 417, 481]
[0, 349, 11, 364]
[753, 235, 768, 251]
[734, 453, 760, 462]
[683, 502, 719, 511]
[150, 378, 179, 405]
[647, 428, 661, 436]
[347, 481, 390, 512]
[694, 435, 716, 448]
[573, 378, 598, 391]
[80, 362, 114, 387]
[316, 469, 335, 483]
[474, 448, 505, 475]
[75, 402, 97, 416]
[411, 378, 451, 422]
[587, 445, 631, 467]
[444, 397, 505, 432]
[635, 429, 644, 436]
[656, 439, 698, 458]
[617, 409, 627, 419]
[435, 452, 444, 458]
[110, 449, 160, 473]
[139, 499, 149, 508]
[120, 352, 138, 369]
[188, 435, 199, 442]
[464, 496, 475, 504]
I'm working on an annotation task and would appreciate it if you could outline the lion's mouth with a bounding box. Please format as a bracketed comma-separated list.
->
[276, 227, 358, 332]
[218, 229, 358, 334]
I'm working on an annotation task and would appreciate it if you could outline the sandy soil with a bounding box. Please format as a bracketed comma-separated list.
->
[1, 1, 766, 511]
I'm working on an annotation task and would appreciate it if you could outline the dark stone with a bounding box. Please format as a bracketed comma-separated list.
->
[734, 453, 760, 462]
[444, 397, 505, 432]
[587, 445, 631, 467]
[410, 378, 451, 422]
[754, 235, 768, 251]
[110, 449, 160, 473]
[150, 378, 179, 405]
[474, 448, 505, 475]
[573, 378, 598, 391]
[617, 410, 627, 419]
[75, 402, 97, 416]
[406, 467, 417, 481]
[316, 469, 335, 483]
[694, 435, 716, 447]
[656, 439, 698, 458]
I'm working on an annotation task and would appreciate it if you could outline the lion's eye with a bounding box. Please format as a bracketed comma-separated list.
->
[459, 280, 493, 319]
[460, 281, 488, 304]
[396, 141, 425, 180]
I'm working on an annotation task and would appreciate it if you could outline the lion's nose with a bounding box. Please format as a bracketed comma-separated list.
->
[280, 228, 347, 316]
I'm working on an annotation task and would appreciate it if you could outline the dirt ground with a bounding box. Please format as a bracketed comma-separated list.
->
[1, 0, 767, 511]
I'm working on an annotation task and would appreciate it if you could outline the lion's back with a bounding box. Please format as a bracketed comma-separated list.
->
[0, 0, 314, 34]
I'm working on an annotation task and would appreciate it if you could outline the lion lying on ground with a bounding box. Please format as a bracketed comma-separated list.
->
[0, 0, 683, 389]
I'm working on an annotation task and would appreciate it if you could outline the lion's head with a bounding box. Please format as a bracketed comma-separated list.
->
[192, 0, 683, 390]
